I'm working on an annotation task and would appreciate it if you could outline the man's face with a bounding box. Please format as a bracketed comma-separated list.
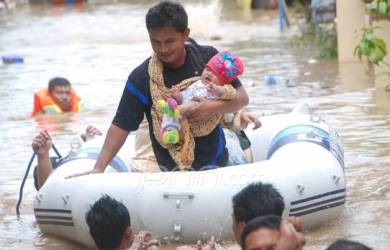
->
[244, 228, 280, 250]
[148, 27, 189, 68]
[50, 85, 72, 111]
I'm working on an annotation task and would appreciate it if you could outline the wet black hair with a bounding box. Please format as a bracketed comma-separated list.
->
[48, 77, 71, 93]
[240, 215, 281, 250]
[146, 1, 188, 32]
[326, 239, 373, 250]
[86, 195, 131, 250]
[232, 182, 285, 223]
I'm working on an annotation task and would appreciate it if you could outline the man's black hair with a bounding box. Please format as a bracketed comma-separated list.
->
[146, 1, 188, 32]
[240, 215, 281, 249]
[232, 182, 285, 223]
[48, 77, 71, 93]
[86, 195, 131, 250]
[326, 239, 373, 250]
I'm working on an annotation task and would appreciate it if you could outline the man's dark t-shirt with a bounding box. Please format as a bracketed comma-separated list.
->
[113, 41, 242, 171]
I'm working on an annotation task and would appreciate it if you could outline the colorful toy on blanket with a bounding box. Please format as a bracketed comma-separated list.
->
[157, 97, 181, 144]
[157, 98, 180, 118]
[162, 129, 180, 145]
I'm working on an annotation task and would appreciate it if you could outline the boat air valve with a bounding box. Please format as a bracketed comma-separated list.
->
[310, 115, 321, 123]
[173, 222, 182, 241]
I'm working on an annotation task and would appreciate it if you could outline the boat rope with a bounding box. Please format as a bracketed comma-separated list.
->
[16, 144, 62, 217]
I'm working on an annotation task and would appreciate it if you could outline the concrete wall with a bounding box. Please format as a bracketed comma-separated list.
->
[336, 0, 389, 104]
[336, 0, 367, 63]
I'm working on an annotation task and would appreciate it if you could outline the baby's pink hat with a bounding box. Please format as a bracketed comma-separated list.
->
[206, 51, 244, 84]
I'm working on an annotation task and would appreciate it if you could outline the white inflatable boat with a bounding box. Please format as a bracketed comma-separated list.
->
[34, 103, 345, 247]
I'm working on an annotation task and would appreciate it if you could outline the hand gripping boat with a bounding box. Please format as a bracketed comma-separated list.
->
[34, 103, 345, 247]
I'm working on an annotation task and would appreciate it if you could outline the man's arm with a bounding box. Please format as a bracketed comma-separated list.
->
[67, 124, 130, 178]
[32, 131, 54, 190]
[69, 65, 149, 177]
[93, 124, 129, 172]
[186, 86, 249, 123]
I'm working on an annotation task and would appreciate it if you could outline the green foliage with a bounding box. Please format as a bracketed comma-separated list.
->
[288, 24, 338, 60]
[318, 30, 338, 59]
[291, 0, 305, 12]
[380, 69, 390, 91]
[367, 0, 390, 19]
[356, 1, 390, 91]
[354, 27, 387, 65]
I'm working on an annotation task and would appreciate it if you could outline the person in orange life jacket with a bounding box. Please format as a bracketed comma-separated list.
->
[31, 77, 83, 116]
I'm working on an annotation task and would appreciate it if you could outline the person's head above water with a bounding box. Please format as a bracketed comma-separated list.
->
[326, 239, 373, 250]
[146, 1, 189, 68]
[86, 195, 132, 250]
[240, 215, 282, 250]
[47, 77, 73, 111]
[232, 182, 285, 242]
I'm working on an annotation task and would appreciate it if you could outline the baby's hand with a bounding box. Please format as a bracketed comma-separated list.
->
[81, 125, 102, 142]
[240, 112, 261, 130]
[170, 86, 182, 103]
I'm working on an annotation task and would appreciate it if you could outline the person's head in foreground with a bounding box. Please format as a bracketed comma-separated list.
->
[146, 1, 189, 68]
[240, 215, 281, 250]
[326, 239, 373, 250]
[86, 195, 132, 250]
[232, 182, 285, 242]
[240, 215, 305, 250]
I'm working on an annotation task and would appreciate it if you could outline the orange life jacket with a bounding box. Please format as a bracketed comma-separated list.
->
[31, 88, 83, 116]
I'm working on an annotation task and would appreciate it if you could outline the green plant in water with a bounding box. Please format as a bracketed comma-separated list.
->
[360, 1, 390, 91]
[354, 27, 387, 65]
[318, 30, 338, 59]
[381, 69, 390, 91]
[354, 27, 390, 91]
[288, 24, 338, 60]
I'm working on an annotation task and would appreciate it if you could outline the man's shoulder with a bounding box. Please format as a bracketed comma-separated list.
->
[128, 57, 151, 80]
[187, 42, 218, 57]
[34, 88, 49, 95]
[125, 57, 152, 92]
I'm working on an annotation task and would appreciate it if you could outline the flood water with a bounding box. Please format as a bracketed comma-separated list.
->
[0, 1, 389, 249]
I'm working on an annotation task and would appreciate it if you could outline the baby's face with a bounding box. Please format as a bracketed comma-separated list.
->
[201, 67, 223, 85]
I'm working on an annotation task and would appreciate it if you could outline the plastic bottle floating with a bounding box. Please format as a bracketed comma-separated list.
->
[2, 55, 24, 64]
[264, 74, 295, 87]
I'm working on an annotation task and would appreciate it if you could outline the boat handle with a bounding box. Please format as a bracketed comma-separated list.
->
[163, 192, 194, 200]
